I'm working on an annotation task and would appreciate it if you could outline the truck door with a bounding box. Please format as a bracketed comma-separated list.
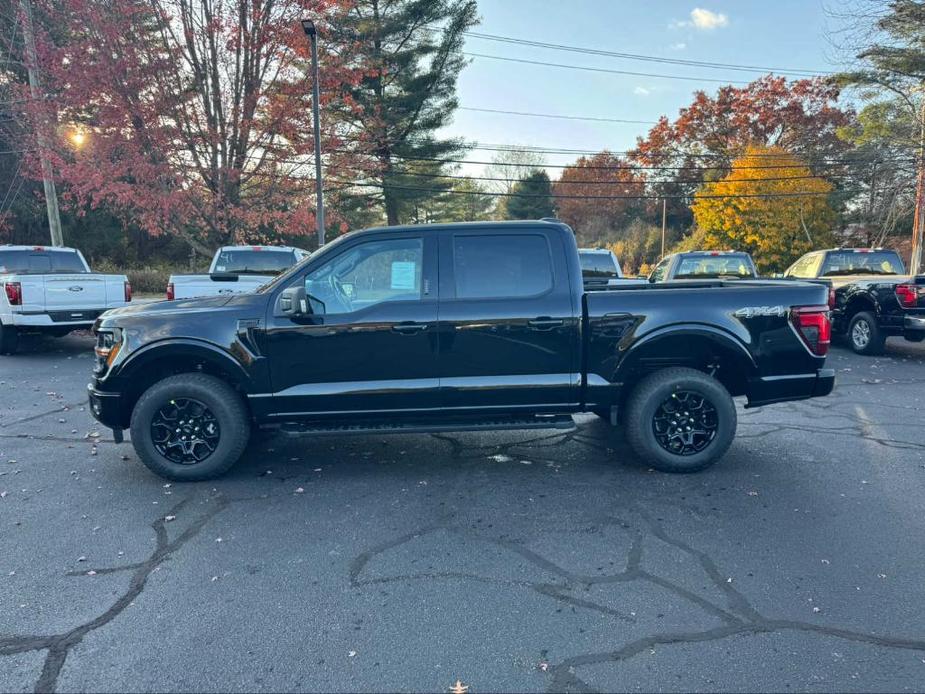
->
[437, 227, 580, 411]
[262, 232, 439, 416]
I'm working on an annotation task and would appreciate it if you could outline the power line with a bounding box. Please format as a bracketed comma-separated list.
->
[465, 52, 752, 85]
[336, 151, 915, 171]
[330, 179, 851, 201]
[459, 106, 656, 125]
[460, 30, 833, 78]
[382, 169, 852, 186]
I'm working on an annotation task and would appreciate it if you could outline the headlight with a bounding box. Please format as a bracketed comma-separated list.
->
[94, 328, 123, 371]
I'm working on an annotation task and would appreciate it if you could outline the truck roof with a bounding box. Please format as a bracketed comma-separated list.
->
[217, 245, 305, 253]
[0, 245, 79, 252]
[356, 219, 570, 234]
[676, 250, 747, 256]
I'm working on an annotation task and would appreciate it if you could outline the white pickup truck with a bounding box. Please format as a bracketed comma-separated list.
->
[0, 245, 131, 354]
[167, 245, 309, 300]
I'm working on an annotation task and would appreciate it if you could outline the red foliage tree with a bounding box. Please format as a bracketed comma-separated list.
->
[22, 0, 372, 250]
[553, 151, 646, 244]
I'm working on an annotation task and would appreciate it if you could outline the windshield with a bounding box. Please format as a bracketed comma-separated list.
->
[212, 249, 298, 276]
[820, 251, 905, 277]
[0, 249, 88, 274]
[674, 254, 756, 279]
[579, 252, 620, 278]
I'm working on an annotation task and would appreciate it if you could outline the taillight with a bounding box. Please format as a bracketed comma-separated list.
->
[4, 282, 22, 306]
[828, 286, 836, 310]
[790, 305, 831, 357]
[896, 284, 918, 308]
[124, 281, 133, 302]
[166, 282, 175, 301]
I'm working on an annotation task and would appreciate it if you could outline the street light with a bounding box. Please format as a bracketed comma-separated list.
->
[301, 17, 325, 247]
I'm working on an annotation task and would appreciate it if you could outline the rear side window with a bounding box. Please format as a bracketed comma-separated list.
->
[820, 251, 905, 277]
[0, 250, 87, 274]
[579, 252, 619, 278]
[453, 234, 553, 299]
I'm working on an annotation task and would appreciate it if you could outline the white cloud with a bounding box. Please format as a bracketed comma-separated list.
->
[634, 86, 652, 96]
[689, 8, 729, 29]
[670, 42, 687, 50]
[672, 8, 729, 30]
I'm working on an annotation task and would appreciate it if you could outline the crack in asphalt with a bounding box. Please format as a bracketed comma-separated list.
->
[345, 430, 925, 693]
[0, 495, 228, 693]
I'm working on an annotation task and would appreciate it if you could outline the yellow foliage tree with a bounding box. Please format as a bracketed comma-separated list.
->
[690, 146, 836, 272]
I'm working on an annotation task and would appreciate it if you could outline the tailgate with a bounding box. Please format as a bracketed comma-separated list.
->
[43, 275, 108, 309]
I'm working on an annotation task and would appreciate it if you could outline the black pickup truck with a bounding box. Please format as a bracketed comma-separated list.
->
[88, 220, 834, 481]
[784, 248, 925, 355]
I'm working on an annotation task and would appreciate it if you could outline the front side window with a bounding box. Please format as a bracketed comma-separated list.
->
[453, 234, 553, 299]
[304, 237, 423, 314]
[650, 257, 671, 282]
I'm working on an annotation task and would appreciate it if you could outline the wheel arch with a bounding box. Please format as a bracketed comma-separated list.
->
[616, 325, 756, 401]
[114, 339, 255, 425]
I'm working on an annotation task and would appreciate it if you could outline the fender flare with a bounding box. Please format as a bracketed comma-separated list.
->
[616, 323, 757, 378]
[116, 338, 256, 393]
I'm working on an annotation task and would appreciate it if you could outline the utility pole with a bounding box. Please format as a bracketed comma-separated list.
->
[19, 0, 63, 247]
[301, 19, 325, 248]
[660, 198, 667, 258]
[911, 99, 925, 276]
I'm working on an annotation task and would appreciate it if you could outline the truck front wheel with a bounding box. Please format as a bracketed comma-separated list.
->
[130, 373, 250, 481]
[624, 367, 736, 473]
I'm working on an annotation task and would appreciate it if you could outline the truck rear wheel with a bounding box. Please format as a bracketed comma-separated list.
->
[130, 373, 250, 481]
[0, 322, 18, 355]
[624, 367, 736, 473]
[848, 311, 885, 355]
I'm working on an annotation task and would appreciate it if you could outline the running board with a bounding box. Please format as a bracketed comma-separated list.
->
[275, 414, 576, 437]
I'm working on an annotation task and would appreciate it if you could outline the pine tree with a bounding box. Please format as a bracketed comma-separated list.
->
[505, 171, 556, 220]
[333, 0, 478, 225]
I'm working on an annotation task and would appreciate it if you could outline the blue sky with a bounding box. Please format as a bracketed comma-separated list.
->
[442, 1, 850, 176]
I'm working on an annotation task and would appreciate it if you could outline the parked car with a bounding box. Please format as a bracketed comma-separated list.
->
[88, 220, 834, 481]
[0, 245, 130, 355]
[648, 251, 758, 282]
[783, 247, 925, 355]
[578, 248, 646, 290]
[167, 245, 309, 300]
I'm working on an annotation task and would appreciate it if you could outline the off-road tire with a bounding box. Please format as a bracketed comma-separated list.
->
[847, 311, 885, 356]
[624, 367, 736, 473]
[130, 373, 250, 481]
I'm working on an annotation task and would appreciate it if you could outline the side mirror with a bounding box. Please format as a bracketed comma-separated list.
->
[280, 286, 309, 316]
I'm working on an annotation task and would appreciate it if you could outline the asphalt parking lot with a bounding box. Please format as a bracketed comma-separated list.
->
[1, 333, 925, 693]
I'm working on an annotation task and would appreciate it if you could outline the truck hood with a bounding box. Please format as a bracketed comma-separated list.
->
[96, 292, 267, 326]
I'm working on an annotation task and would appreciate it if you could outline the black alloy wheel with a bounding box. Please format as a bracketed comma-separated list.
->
[150, 397, 221, 464]
[651, 390, 718, 456]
